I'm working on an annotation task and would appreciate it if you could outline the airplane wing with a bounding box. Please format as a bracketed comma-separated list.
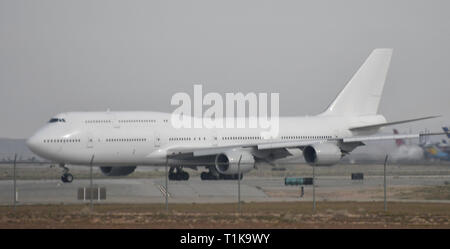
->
[167, 144, 256, 157]
[257, 132, 444, 151]
[164, 132, 445, 158]
[167, 139, 328, 156]
[0, 161, 52, 164]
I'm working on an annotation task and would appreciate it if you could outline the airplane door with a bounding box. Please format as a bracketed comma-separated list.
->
[112, 113, 120, 128]
[106, 110, 120, 128]
[154, 131, 161, 147]
[210, 130, 218, 146]
[87, 132, 94, 148]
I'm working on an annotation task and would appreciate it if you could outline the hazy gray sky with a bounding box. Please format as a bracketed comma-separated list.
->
[0, 0, 449, 138]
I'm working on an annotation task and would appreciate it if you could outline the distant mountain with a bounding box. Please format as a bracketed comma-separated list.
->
[0, 138, 43, 162]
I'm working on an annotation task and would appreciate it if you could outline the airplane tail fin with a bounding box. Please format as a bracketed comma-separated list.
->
[321, 48, 393, 117]
[443, 127, 450, 138]
[425, 145, 443, 156]
[393, 129, 405, 147]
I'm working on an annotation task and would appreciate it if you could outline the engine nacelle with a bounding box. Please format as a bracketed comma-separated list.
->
[215, 150, 255, 175]
[303, 143, 342, 166]
[100, 166, 137, 176]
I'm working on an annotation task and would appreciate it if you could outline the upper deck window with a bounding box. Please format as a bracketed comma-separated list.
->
[48, 118, 66, 123]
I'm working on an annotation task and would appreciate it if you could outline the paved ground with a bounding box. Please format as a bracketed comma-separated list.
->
[1, 173, 449, 205]
[1, 163, 449, 228]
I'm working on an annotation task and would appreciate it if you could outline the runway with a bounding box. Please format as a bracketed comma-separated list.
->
[1, 173, 449, 205]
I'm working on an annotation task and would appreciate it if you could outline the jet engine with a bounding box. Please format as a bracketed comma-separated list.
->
[303, 143, 342, 166]
[215, 150, 255, 175]
[100, 166, 137, 176]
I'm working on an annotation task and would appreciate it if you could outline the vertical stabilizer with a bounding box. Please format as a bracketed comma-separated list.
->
[321, 49, 393, 116]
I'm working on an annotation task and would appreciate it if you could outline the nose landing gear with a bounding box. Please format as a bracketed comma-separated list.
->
[59, 164, 73, 183]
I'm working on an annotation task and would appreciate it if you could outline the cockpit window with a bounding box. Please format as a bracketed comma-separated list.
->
[48, 118, 66, 123]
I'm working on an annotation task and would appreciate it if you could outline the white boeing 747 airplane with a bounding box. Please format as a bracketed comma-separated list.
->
[26, 49, 440, 183]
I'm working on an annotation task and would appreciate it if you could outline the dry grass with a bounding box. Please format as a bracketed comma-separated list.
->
[1, 201, 449, 229]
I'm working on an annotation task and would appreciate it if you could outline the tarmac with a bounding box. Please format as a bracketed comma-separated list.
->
[1, 171, 449, 205]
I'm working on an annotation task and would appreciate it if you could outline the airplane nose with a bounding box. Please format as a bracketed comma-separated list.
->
[26, 134, 40, 153]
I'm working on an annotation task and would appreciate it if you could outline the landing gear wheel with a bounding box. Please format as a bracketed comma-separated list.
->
[61, 173, 73, 183]
[59, 164, 73, 183]
[65, 173, 73, 183]
[200, 172, 242, 180]
[200, 171, 219, 180]
[169, 167, 189, 181]
[168, 167, 175, 180]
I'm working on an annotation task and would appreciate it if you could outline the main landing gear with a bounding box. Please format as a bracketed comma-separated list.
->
[168, 167, 189, 181]
[59, 164, 73, 183]
[200, 167, 243, 180]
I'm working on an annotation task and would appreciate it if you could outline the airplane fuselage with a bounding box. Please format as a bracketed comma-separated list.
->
[26, 111, 384, 167]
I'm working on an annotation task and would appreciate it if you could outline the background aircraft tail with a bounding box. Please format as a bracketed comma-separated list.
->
[393, 129, 405, 147]
[443, 127, 450, 138]
[424, 145, 444, 157]
[321, 48, 393, 117]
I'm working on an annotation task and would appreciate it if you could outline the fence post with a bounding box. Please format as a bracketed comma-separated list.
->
[89, 155, 95, 211]
[384, 154, 388, 212]
[13, 153, 17, 210]
[313, 166, 317, 212]
[238, 155, 242, 214]
[165, 155, 169, 212]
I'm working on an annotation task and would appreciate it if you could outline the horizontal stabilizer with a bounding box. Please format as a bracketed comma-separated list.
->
[344, 132, 446, 143]
[349, 115, 440, 131]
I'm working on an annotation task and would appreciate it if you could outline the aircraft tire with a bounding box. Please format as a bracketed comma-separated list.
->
[65, 173, 74, 183]
[208, 173, 218, 180]
[61, 173, 73, 183]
